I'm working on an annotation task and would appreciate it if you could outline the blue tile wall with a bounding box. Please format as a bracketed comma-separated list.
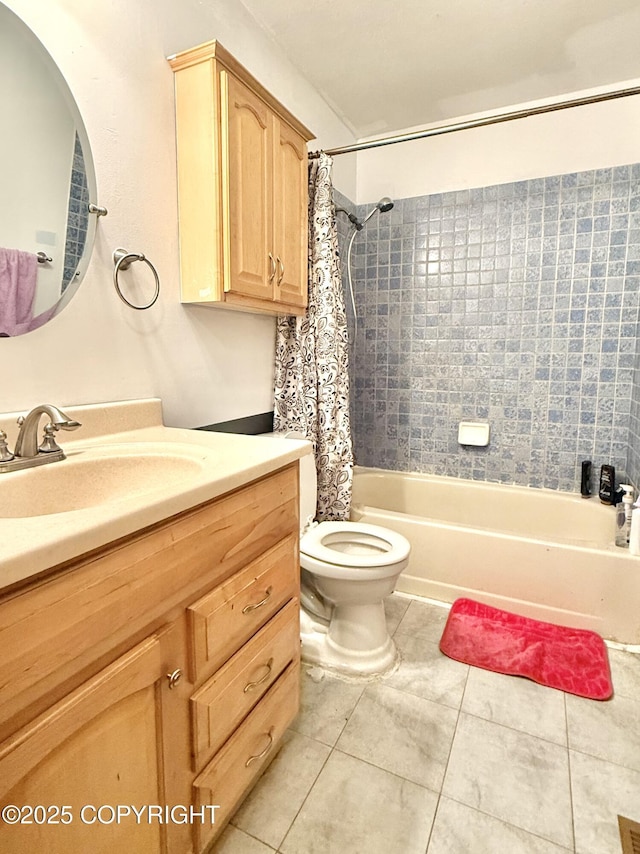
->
[62, 133, 90, 293]
[334, 165, 640, 493]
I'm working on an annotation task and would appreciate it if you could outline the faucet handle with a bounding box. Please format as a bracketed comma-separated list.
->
[0, 430, 14, 462]
[39, 423, 64, 454]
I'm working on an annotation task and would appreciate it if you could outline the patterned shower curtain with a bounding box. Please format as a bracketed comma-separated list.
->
[273, 153, 353, 522]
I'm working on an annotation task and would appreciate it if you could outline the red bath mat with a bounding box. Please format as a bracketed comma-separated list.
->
[439, 598, 613, 700]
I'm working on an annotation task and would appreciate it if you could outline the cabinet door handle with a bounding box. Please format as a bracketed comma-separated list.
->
[167, 668, 182, 690]
[276, 256, 284, 286]
[243, 657, 274, 693]
[245, 727, 274, 767]
[242, 586, 273, 614]
[268, 253, 276, 283]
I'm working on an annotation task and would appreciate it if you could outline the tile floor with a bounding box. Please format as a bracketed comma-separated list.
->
[212, 595, 640, 854]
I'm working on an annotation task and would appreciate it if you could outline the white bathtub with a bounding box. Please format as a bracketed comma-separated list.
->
[351, 466, 640, 644]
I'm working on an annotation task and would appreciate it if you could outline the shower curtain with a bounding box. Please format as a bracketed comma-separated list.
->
[273, 153, 353, 522]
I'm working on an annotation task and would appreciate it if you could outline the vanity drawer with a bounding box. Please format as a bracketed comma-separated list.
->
[192, 659, 300, 851]
[190, 598, 299, 771]
[187, 533, 298, 684]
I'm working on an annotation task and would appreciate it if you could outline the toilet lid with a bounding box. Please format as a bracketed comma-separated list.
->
[300, 521, 411, 569]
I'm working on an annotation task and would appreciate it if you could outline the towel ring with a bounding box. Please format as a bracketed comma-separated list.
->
[112, 248, 160, 310]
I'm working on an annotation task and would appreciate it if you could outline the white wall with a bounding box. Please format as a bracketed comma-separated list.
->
[355, 85, 640, 203]
[3, 0, 355, 427]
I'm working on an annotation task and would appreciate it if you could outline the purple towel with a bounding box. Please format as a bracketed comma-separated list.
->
[0, 247, 38, 336]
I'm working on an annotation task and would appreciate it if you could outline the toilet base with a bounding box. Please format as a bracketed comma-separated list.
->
[300, 607, 398, 677]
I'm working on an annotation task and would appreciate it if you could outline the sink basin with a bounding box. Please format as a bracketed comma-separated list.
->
[1, 443, 207, 517]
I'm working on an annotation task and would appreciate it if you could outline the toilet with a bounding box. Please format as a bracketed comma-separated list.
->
[277, 434, 411, 676]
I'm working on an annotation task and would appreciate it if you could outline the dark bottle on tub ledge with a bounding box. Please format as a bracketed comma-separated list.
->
[599, 464, 616, 505]
[581, 460, 592, 498]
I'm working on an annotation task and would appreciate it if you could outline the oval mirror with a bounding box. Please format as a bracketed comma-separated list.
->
[0, 3, 98, 337]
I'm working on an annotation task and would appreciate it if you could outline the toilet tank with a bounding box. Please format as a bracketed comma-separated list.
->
[263, 431, 317, 530]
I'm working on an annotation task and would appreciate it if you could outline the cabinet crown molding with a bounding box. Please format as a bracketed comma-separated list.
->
[168, 39, 314, 143]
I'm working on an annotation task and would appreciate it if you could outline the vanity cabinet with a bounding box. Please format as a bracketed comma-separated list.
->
[169, 41, 314, 316]
[0, 464, 301, 853]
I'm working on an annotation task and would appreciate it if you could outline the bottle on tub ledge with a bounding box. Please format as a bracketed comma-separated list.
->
[615, 484, 634, 548]
[629, 495, 640, 556]
[599, 464, 616, 504]
[580, 460, 592, 498]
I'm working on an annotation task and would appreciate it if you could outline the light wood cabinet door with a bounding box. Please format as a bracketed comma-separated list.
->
[0, 622, 192, 854]
[222, 70, 273, 302]
[273, 117, 308, 309]
[222, 71, 308, 310]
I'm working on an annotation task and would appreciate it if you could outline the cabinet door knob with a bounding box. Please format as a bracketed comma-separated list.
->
[245, 727, 274, 767]
[243, 657, 274, 693]
[167, 668, 182, 690]
[242, 585, 273, 614]
[268, 253, 276, 283]
[276, 256, 284, 286]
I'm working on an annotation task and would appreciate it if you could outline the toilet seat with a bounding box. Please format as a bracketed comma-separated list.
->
[300, 521, 410, 569]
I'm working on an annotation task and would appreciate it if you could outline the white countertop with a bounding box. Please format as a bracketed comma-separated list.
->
[0, 399, 310, 591]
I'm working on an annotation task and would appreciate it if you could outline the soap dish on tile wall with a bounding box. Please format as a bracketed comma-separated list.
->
[458, 421, 490, 447]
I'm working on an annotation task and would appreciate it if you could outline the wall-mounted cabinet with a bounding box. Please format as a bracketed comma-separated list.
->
[169, 41, 315, 317]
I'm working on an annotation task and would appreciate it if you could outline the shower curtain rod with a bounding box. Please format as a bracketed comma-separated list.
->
[309, 84, 640, 158]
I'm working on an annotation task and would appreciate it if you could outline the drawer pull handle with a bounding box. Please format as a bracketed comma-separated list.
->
[243, 657, 274, 693]
[268, 252, 276, 283]
[242, 586, 273, 614]
[167, 668, 182, 690]
[245, 727, 274, 767]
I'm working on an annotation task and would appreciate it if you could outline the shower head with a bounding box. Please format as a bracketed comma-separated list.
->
[361, 196, 395, 227]
[337, 197, 395, 231]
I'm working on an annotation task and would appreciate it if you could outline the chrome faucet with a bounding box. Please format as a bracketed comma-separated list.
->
[0, 404, 81, 474]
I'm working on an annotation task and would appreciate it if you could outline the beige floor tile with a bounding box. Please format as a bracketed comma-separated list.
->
[395, 598, 451, 644]
[566, 691, 640, 772]
[231, 730, 331, 849]
[427, 796, 573, 854]
[383, 633, 469, 709]
[211, 824, 276, 853]
[607, 647, 640, 700]
[461, 665, 567, 745]
[384, 593, 411, 635]
[336, 681, 458, 790]
[570, 749, 640, 854]
[442, 712, 573, 848]
[289, 666, 366, 746]
[280, 750, 438, 854]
